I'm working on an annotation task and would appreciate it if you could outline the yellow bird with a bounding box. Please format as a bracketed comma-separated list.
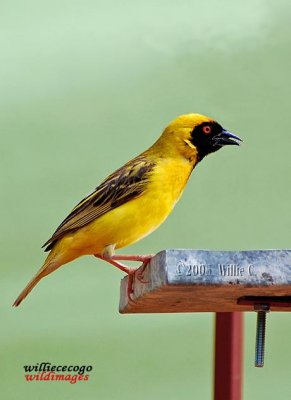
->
[13, 113, 241, 306]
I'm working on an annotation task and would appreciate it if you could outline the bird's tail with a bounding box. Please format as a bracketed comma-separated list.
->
[13, 250, 61, 307]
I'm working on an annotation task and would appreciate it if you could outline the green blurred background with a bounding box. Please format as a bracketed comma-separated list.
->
[1, 0, 291, 398]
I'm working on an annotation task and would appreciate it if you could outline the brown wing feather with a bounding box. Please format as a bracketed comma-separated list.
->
[42, 155, 154, 251]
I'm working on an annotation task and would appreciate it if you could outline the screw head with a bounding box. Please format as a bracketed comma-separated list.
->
[254, 303, 270, 312]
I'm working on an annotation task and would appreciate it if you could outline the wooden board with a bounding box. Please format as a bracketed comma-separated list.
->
[119, 249, 291, 313]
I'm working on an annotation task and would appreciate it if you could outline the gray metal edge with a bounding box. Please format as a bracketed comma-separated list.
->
[164, 249, 291, 286]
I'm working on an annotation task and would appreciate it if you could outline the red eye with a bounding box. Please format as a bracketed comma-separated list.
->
[202, 125, 212, 135]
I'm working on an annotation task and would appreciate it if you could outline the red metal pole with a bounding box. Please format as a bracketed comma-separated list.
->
[214, 312, 243, 400]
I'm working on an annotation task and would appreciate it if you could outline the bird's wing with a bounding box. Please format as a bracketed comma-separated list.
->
[43, 155, 155, 251]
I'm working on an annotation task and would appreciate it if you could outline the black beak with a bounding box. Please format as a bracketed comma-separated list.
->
[212, 129, 242, 146]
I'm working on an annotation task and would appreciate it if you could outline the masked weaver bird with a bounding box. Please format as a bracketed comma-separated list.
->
[13, 113, 241, 306]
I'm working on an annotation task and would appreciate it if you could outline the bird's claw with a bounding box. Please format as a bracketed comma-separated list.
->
[126, 259, 151, 302]
[135, 260, 150, 284]
[127, 272, 137, 303]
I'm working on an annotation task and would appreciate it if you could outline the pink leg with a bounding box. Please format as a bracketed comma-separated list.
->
[110, 254, 155, 263]
[94, 254, 135, 275]
[110, 254, 154, 283]
[111, 254, 154, 283]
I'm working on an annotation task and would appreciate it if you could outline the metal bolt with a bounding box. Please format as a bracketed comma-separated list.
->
[254, 304, 270, 368]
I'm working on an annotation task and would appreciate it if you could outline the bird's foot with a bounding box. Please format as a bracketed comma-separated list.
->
[94, 253, 154, 302]
[110, 254, 153, 285]
[126, 260, 150, 302]
[135, 260, 150, 284]
[113, 254, 153, 280]
[127, 272, 136, 303]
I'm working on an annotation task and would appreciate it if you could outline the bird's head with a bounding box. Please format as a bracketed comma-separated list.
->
[159, 113, 242, 162]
